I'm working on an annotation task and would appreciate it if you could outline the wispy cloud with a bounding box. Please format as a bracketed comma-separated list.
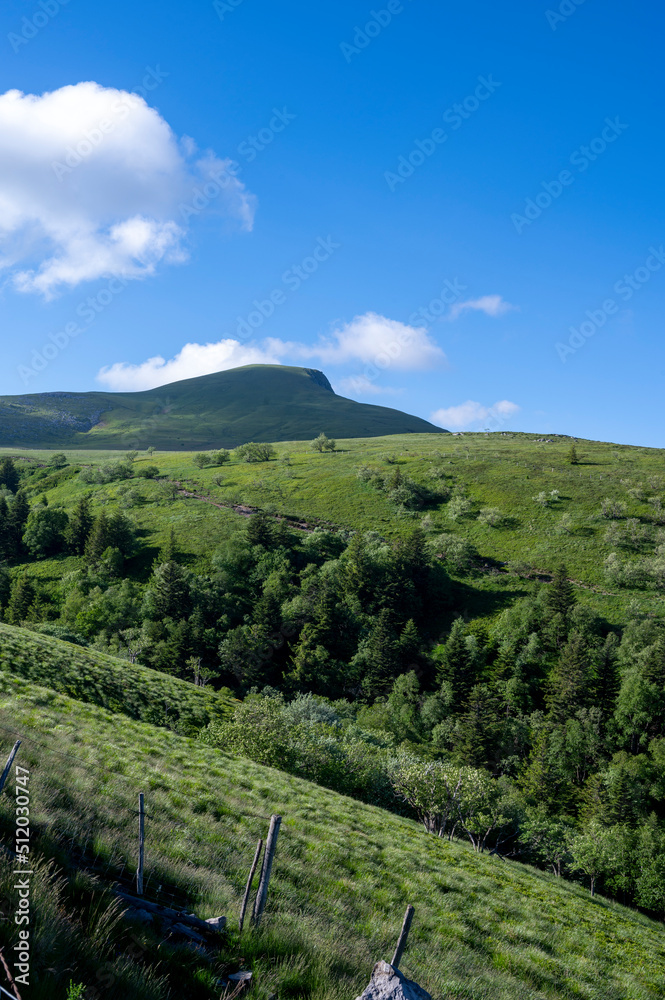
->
[335, 375, 403, 397]
[431, 399, 520, 430]
[448, 295, 518, 321]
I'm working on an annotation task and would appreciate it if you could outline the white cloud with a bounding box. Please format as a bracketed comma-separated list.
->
[431, 399, 520, 430]
[448, 295, 517, 321]
[97, 312, 447, 392]
[97, 339, 280, 391]
[335, 375, 403, 397]
[0, 82, 255, 298]
[268, 312, 446, 370]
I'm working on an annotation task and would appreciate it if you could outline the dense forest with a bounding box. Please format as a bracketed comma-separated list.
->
[1, 451, 665, 919]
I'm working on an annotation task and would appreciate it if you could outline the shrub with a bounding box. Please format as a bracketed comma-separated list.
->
[478, 507, 504, 528]
[311, 433, 336, 453]
[192, 453, 212, 469]
[429, 533, 477, 573]
[23, 506, 69, 558]
[447, 494, 474, 520]
[601, 498, 627, 519]
[210, 449, 231, 465]
[136, 465, 160, 479]
[235, 442, 277, 463]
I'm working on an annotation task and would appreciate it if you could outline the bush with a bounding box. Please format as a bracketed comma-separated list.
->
[478, 507, 504, 528]
[311, 433, 336, 453]
[429, 533, 477, 573]
[79, 462, 133, 484]
[193, 453, 212, 469]
[136, 465, 160, 479]
[210, 449, 231, 465]
[23, 506, 69, 558]
[447, 494, 474, 521]
[601, 498, 627, 519]
[200, 694, 398, 806]
[235, 442, 277, 463]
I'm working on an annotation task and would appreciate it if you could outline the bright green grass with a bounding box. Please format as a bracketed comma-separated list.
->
[5, 431, 665, 625]
[0, 672, 664, 999]
[0, 622, 235, 729]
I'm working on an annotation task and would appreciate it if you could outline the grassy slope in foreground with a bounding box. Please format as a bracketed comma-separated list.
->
[1, 673, 664, 1000]
[0, 365, 446, 449]
[0, 622, 234, 729]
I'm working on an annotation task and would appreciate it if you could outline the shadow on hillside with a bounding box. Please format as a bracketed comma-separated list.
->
[446, 576, 529, 625]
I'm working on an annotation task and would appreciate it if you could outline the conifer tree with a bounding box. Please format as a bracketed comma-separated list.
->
[106, 511, 135, 557]
[6, 491, 29, 559]
[0, 564, 9, 611]
[547, 632, 590, 723]
[546, 564, 576, 620]
[66, 494, 93, 555]
[439, 618, 476, 710]
[7, 575, 35, 625]
[85, 511, 110, 562]
[144, 560, 191, 620]
[356, 608, 401, 699]
[0, 497, 9, 559]
[0, 458, 19, 493]
[455, 683, 502, 767]
[247, 511, 274, 548]
[399, 618, 421, 669]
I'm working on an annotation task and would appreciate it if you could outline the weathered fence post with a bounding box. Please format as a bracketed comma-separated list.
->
[0, 741, 21, 795]
[391, 904, 415, 969]
[137, 792, 145, 896]
[239, 838, 263, 931]
[252, 814, 281, 926]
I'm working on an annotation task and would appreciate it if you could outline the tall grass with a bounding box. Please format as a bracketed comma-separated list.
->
[0, 672, 663, 999]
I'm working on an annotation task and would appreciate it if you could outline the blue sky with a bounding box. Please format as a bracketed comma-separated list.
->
[0, 0, 662, 445]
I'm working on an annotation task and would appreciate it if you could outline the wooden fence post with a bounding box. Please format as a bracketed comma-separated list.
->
[137, 792, 145, 896]
[391, 904, 415, 969]
[239, 838, 263, 932]
[0, 742, 21, 795]
[252, 814, 281, 926]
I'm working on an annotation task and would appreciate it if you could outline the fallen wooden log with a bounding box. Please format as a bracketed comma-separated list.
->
[115, 891, 226, 937]
[171, 922, 207, 944]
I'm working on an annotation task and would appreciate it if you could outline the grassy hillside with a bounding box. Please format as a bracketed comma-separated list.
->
[6, 429, 665, 624]
[0, 622, 235, 730]
[1, 672, 664, 999]
[0, 365, 446, 449]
